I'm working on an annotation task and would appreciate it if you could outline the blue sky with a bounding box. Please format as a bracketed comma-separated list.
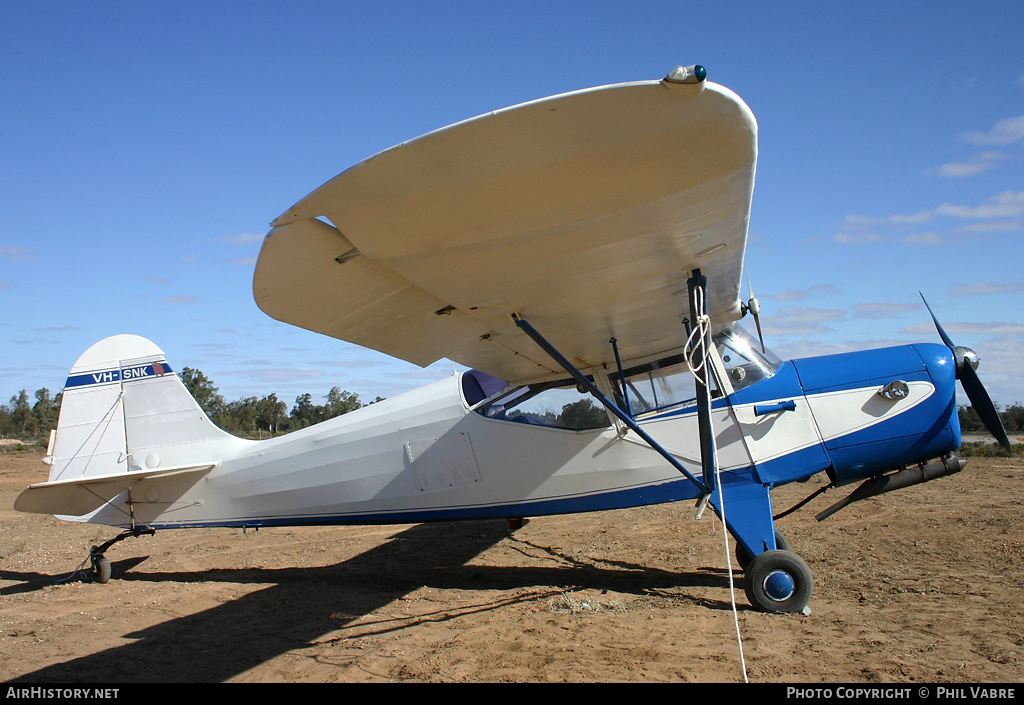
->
[2, 1, 1023, 411]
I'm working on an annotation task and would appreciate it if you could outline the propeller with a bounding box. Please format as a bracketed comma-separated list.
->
[741, 272, 765, 352]
[920, 293, 1011, 452]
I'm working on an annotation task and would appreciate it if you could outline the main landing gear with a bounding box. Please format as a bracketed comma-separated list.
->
[731, 528, 815, 613]
[742, 547, 814, 614]
[708, 477, 815, 614]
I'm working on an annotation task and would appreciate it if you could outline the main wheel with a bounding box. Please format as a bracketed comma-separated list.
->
[743, 549, 813, 613]
[735, 530, 791, 571]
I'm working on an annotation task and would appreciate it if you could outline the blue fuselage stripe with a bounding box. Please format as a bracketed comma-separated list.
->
[65, 362, 173, 390]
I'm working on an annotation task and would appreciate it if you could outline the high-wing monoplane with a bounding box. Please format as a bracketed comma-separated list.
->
[15, 66, 1011, 613]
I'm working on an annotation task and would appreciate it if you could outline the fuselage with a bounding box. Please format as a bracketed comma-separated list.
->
[73, 327, 962, 532]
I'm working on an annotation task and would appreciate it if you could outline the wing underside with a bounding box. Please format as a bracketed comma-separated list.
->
[254, 77, 758, 384]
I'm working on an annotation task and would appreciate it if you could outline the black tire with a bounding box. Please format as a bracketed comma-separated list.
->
[92, 556, 112, 584]
[735, 530, 791, 571]
[743, 549, 813, 613]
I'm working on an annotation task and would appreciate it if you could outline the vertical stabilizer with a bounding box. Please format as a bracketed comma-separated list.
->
[46, 334, 235, 485]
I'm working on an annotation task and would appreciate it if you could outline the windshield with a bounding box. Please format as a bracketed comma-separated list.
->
[609, 350, 717, 417]
[713, 324, 781, 391]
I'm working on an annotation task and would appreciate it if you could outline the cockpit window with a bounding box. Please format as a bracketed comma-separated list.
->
[610, 350, 716, 416]
[475, 377, 611, 431]
[714, 324, 781, 391]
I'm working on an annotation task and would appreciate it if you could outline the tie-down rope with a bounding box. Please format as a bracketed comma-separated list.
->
[686, 285, 749, 683]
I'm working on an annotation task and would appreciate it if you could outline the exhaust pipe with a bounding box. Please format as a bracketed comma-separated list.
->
[816, 453, 966, 521]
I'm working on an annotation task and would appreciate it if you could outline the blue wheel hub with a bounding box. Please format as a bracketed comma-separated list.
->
[763, 569, 796, 601]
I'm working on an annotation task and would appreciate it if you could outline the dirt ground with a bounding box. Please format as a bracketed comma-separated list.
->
[2, 444, 1023, 684]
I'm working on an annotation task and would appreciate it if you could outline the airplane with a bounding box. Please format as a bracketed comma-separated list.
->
[14, 65, 1012, 614]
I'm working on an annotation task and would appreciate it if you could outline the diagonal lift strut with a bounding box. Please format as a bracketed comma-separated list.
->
[510, 269, 716, 498]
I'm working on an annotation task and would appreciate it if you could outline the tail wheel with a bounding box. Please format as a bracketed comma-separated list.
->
[743, 549, 813, 613]
[91, 555, 111, 584]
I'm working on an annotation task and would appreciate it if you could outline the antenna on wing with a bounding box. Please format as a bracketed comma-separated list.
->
[740, 271, 765, 353]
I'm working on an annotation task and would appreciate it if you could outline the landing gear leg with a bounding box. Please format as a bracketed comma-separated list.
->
[736, 529, 790, 571]
[87, 527, 155, 583]
[711, 474, 813, 614]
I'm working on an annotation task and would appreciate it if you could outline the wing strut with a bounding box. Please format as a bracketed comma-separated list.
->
[687, 269, 719, 497]
[511, 314, 710, 496]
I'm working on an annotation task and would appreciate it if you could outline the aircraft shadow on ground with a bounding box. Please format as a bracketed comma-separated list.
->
[7, 520, 738, 683]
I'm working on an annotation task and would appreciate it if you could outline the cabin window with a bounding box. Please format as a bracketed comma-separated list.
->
[475, 377, 611, 431]
[713, 324, 781, 391]
[610, 351, 715, 416]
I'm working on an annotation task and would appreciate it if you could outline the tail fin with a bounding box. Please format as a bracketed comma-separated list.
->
[45, 334, 233, 484]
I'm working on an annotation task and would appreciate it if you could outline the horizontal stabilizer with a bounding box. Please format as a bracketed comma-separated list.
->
[14, 462, 216, 517]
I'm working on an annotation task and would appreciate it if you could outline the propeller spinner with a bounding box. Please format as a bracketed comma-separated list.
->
[920, 293, 1011, 452]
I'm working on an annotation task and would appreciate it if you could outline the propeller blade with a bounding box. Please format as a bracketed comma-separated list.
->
[960, 362, 1012, 452]
[919, 291, 1012, 452]
[746, 272, 765, 353]
[920, 292, 955, 348]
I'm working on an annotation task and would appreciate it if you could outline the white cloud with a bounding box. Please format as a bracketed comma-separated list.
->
[770, 285, 840, 302]
[889, 210, 933, 224]
[901, 231, 944, 245]
[936, 190, 1024, 219]
[834, 231, 882, 244]
[766, 306, 846, 336]
[852, 302, 921, 319]
[928, 151, 1008, 178]
[900, 321, 1024, 338]
[950, 282, 1024, 296]
[958, 220, 1022, 233]
[159, 294, 200, 304]
[961, 115, 1024, 146]
[222, 233, 263, 245]
[137, 275, 172, 286]
[0, 245, 34, 260]
[836, 211, 936, 243]
[842, 214, 885, 227]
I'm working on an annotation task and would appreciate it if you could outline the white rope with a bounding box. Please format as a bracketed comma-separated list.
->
[686, 285, 749, 683]
[685, 287, 710, 377]
[713, 453, 749, 683]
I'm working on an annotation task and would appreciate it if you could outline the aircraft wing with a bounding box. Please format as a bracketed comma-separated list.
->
[253, 74, 757, 384]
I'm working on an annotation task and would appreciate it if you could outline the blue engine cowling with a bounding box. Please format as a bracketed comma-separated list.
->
[790, 343, 961, 487]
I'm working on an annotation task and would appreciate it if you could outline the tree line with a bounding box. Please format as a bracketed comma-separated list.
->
[179, 367, 385, 438]
[958, 402, 1024, 437]
[0, 367, 383, 442]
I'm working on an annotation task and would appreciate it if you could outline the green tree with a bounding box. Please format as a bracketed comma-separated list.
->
[255, 393, 287, 436]
[224, 396, 259, 436]
[958, 404, 983, 433]
[558, 399, 609, 429]
[9, 390, 34, 437]
[291, 392, 326, 428]
[326, 387, 361, 417]
[181, 367, 225, 418]
[1001, 402, 1024, 433]
[33, 388, 60, 432]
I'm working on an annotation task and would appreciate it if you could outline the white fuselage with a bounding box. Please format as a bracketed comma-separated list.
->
[76, 373, 753, 529]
